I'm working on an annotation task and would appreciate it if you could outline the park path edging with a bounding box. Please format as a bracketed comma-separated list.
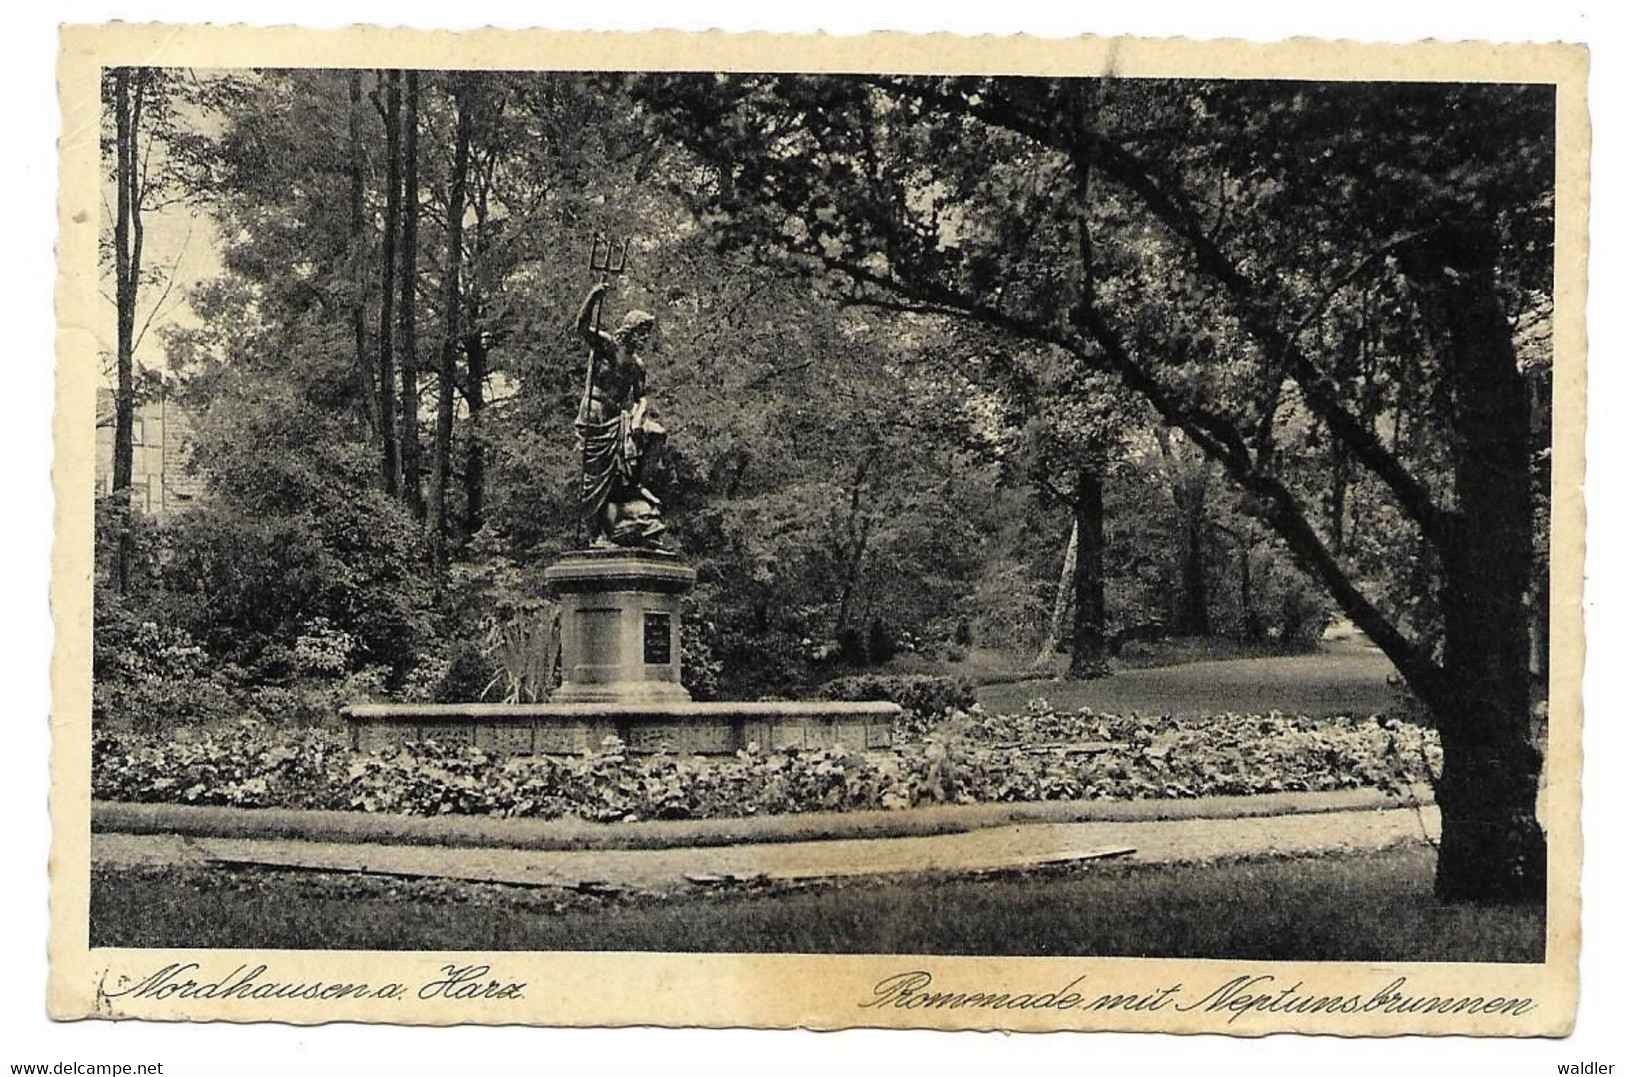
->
[92, 804, 1444, 894]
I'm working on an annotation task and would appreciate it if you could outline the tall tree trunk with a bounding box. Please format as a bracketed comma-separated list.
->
[833, 458, 874, 643]
[1156, 427, 1213, 636]
[461, 149, 494, 540]
[110, 68, 142, 596]
[1237, 542, 1262, 642]
[1405, 224, 1545, 904]
[1527, 364, 1553, 705]
[398, 71, 424, 521]
[427, 84, 472, 564]
[376, 70, 401, 497]
[1034, 520, 1078, 667]
[1326, 436, 1349, 557]
[1174, 500, 1212, 637]
[463, 330, 486, 538]
[1067, 467, 1109, 679]
[348, 72, 376, 432]
[833, 522, 871, 645]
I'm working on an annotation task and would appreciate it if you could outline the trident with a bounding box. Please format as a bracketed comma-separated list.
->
[589, 234, 630, 314]
[584, 233, 630, 396]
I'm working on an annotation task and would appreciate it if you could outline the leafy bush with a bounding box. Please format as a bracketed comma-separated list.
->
[243, 685, 306, 724]
[93, 673, 243, 734]
[866, 619, 898, 664]
[399, 654, 454, 703]
[93, 709, 1442, 821]
[249, 668, 388, 725]
[156, 476, 433, 679]
[96, 619, 210, 684]
[818, 673, 976, 717]
[94, 658, 385, 732]
[291, 617, 356, 677]
[710, 623, 816, 701]
[92, 607, 244, 734]
[433, 644, 498, 704]
[680, 621, 724, 702]
[1276, 586, 1333, 652]
[94, 721, 346, 808]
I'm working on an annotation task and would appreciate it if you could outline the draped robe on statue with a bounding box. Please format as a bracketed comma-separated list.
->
[575, 303, 668, 547]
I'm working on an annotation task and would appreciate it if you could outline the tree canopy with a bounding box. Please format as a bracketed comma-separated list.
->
[635, 73, 1555, 900]
[98, 68, 1557, 903]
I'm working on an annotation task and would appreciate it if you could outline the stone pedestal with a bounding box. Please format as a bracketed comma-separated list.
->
[345, 545, 903, 757]
[542, 548, 697, 705]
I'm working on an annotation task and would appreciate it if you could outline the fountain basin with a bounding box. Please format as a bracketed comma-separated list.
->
[344, 700, 902, 755]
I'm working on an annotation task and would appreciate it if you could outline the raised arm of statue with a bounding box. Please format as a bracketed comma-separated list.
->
[575, 282, 614, 352]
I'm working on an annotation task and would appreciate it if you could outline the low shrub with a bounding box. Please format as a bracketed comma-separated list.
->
[94, 667, 386, 732]
[817, 673, 976, 717]
[93, 709, 1441, 821]
[93, 721, 346, 808]
[399, 653, 454, 703]
[945, 703, 1174, 746]
[93, 673, 242, 733]
[433, 644, 498, 703]
[680, 622, 724, 702]
[251, 668, 389, 725]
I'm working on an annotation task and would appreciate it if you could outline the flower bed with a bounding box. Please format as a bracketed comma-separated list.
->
[91, 707, 1441, 823]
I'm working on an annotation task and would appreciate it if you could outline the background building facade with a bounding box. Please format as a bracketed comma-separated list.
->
[94, 389, 203, 517]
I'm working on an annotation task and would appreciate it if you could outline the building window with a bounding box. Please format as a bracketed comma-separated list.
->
[130, 417, 145, 446]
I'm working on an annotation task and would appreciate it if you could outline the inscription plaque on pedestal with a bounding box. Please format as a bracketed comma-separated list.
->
[643, 612, 672, 665]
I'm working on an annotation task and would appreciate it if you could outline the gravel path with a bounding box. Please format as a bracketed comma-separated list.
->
[93, 803, 1440, 894]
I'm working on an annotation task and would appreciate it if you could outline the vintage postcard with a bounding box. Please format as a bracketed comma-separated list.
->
[51, 23, 1588, 1033]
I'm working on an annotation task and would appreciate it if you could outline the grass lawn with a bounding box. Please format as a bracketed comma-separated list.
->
[91, 844, 1538, 962]
[975, 645, 1400, 719]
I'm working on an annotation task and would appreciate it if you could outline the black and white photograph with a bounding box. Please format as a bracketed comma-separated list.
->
[46, 23, 1586, 1037]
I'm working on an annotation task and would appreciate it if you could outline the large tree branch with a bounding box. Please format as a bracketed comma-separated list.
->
[1078, 135, 1455, 550]
[742, 108, 1442, 683]
[1072, 301, 1448, 699]
[1286, 229, 1436, 349]
[1036, 474, 1079, 509]
[860, 75, 1455, 552]
[818, 242, 1447, 697]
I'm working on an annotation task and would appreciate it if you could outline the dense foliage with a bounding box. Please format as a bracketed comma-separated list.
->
[634, 73, 1555, 899]
[98, 68, 1373, 720]
[816, 673, 976, 718]
[92, 707, 1439, 822]
[97, 66, 1554, 900]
